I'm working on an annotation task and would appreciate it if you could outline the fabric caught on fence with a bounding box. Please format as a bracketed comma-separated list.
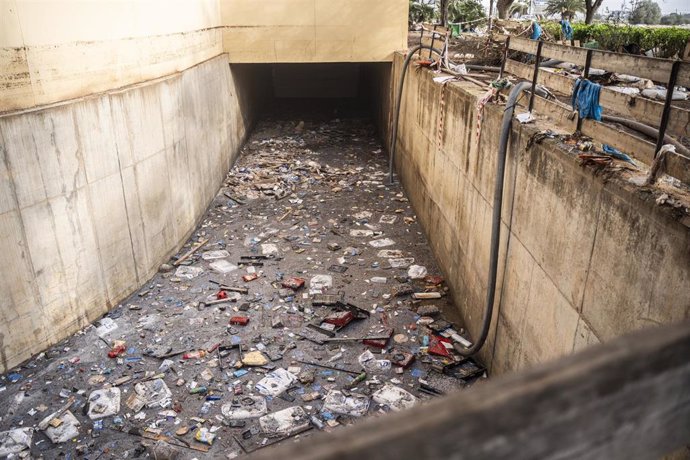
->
[530, 21, 542, 40]
[560, 20, 573, 40]
[571, 78, 602, 121]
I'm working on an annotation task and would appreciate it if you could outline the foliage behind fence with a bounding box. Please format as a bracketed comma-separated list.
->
[541, 22, 690, 58]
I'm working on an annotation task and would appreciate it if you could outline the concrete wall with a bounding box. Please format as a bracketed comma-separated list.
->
[1, 0, 222, 112]
[220, 0, 408, 63]
[380, 53, 690, 374]
[0, 55, 257, 372]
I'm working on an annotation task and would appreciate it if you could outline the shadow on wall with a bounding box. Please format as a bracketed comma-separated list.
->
[0, 56, 262, 372]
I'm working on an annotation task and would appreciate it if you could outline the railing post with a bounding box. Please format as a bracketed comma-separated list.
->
[655, 60, 681, 157]
[528, 41, 543, 113]
[576, 49, 593, 132]
[429, 29, 437, 60]
[499, 36, 511, 79]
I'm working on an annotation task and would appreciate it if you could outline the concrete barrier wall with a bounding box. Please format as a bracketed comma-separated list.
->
[0, 55, 256, 372]
[380, 53, 690, 374]
[1, 0, 222, 112]
[220, 0, 408, 63]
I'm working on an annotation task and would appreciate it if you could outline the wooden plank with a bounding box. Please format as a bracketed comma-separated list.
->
[523, 90, 660, 167]
[505, 59, 690, 138]
[505, 35, 538, 54]
[666, 150, 690, 184]
[581, 118, 657, 165]
[505, 35, 690, 86]
[251, 320, 690, 460]
[679, 62, 690, 88]
[590, 50, 676, 85]
[541, 41, 587, 66]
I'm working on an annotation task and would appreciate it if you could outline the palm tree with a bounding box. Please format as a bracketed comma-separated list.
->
[544, 0, 585, 19]
[409, 0, 436, 25]
[447, 0, 486, 23]
[508, 0, 529, 17]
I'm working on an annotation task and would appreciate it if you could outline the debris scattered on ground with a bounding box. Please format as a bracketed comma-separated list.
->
[0, 428, 33, 457]
[0, 118, 485, 458]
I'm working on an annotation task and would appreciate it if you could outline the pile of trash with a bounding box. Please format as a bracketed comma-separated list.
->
[0, 118, 485, 458]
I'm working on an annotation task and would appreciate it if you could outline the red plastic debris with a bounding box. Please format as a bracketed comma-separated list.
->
[183, 350, 207, 360]
[323, 311, 354, 328]
[428, 335, 452, 358]
[216, 290, 228, 300]
[363, 328, 393, 349]
[424, 275, 444, 286]
[107, 343, 126, 359]
[390, 348, 415, 368]
[229, 316, 250, 326]
[282, 277, 305, 290]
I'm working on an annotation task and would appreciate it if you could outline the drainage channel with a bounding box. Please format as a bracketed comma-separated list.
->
[0, 115, 485, 458]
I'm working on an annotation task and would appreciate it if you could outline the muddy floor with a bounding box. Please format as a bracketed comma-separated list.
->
[0, 116, 485, 459]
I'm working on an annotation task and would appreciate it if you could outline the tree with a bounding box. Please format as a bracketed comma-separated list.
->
[447, 0, 486, 23]
[496, 0, 515, 19]
[545, 0, 585, 20]
[439, 0, 450, 26]
[508, 0, 529, 17]
[629, 0, 662, 24]
[584, 0, 605, 23]
[409, 0, 436, 25]
[660, 13, 690, 25]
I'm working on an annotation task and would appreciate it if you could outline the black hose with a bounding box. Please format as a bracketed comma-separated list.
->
[457, 81, 534, 357]
[388, 44, 443, 184]
[539, 59, 564, 68]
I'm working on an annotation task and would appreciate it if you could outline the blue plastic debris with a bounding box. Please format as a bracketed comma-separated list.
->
[602, 144, 635, 164]
[8, 373, 22, 383]
[410, 368, 425, 378]
[233, 369, 249, 378]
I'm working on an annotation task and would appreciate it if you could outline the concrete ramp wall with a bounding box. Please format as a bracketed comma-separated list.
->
[380, 53, 690, 374]
[0, 55, 256, 372]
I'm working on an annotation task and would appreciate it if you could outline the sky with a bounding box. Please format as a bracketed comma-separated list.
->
[421, 0, 688, 16]
[598, 0, 688, 15]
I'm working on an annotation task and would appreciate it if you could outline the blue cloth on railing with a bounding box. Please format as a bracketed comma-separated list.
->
[602, 144, 635, 164]
[530, 21, 542, 40]
[571, 78, 602, 121]
[560, 20, 573, 40]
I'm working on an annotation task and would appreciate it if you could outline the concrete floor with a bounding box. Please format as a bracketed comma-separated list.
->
[0, 116, 484, 459]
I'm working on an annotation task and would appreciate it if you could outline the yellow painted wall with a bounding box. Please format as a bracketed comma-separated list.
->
[0, 0, 223, 112]
[220, 0, 408, 63]
[1, 0, 408, 111]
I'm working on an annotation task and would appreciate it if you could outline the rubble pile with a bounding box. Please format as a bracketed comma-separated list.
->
[0, 118, 485, 458]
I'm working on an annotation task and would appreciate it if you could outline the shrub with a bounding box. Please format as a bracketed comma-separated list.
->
[539, 22, 690, 58]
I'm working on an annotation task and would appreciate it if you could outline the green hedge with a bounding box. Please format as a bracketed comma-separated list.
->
[540, 22, 690, 58]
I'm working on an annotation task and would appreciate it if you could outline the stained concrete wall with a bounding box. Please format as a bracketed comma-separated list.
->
[0, 55, 257, 372]
[1, 0, 222, 112]
[220, 0, 408, 63]
[379, 53, 690, 374]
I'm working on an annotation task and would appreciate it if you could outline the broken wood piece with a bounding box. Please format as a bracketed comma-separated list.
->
[173, 238, 209, 266]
